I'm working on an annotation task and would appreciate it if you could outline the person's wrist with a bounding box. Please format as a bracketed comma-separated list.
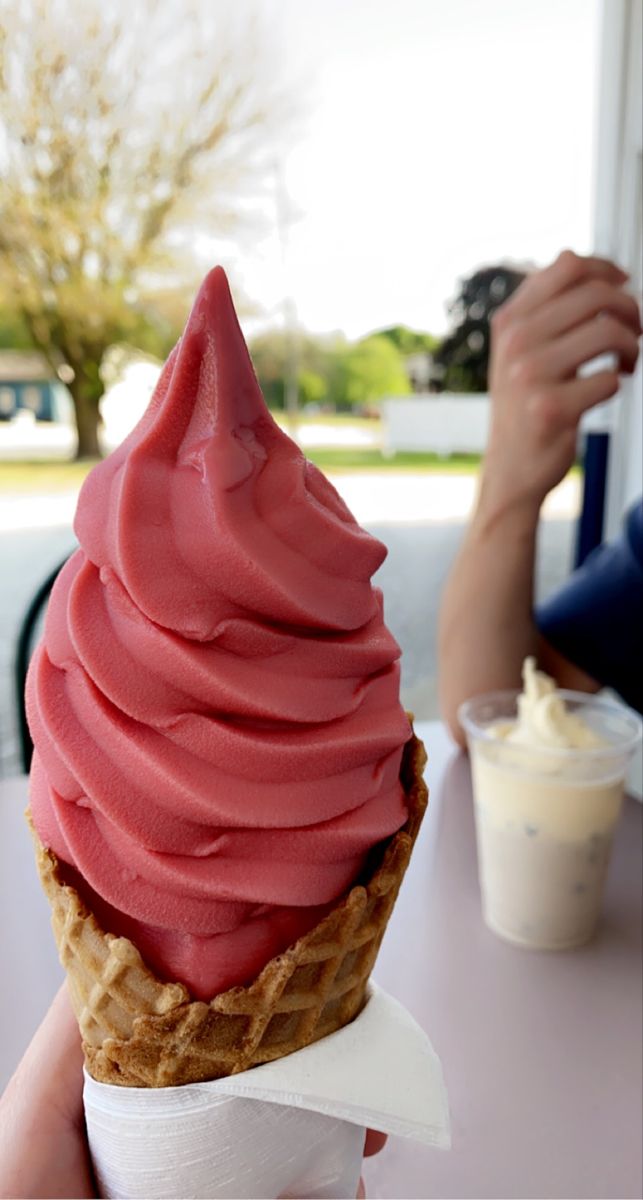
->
[474, 470, 543, 535]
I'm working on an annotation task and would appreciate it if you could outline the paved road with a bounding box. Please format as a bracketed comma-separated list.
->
[0, 474, 576, 777]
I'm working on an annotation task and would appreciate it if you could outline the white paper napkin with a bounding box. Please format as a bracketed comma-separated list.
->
[84, 983, 450, 1199]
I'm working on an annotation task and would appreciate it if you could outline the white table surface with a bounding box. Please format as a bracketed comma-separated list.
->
[1, 720, 641, 1200]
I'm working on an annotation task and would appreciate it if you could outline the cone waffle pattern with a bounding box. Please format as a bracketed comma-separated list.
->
[33, 731, 427, 1087]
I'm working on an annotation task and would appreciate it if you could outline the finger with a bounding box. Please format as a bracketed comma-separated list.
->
[0, 985, 92, 1200]
[364, 1129, 388, 1156]
[519, 281, 642, 348]
[500, 250, 629, 320]
[563, 369, 623, 419]
[3, 984, 84, 1128]
[45, 985, 85, 1127]
[539, 317, 640, 380]
[356, 1177, 366, 1199]
[531, 371, 621, 433]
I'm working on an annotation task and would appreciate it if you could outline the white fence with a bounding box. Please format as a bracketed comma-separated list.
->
[381, 394, 491, 456]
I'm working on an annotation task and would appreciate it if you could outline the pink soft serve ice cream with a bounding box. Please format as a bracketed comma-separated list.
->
[27, 267, 411, 999]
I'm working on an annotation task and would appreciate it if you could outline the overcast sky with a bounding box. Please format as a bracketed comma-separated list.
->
[237, 0, 602, 340]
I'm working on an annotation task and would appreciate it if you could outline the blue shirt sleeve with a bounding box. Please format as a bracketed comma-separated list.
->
[536, 499, 643, 713]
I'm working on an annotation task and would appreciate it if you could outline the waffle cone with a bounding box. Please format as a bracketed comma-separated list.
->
[32, 729, 427, 1088]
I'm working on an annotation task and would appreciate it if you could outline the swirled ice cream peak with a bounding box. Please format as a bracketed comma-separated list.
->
[27, 267, 411, 999]
[500, 658, 605, 750]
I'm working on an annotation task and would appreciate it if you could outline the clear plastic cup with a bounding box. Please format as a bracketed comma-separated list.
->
[459, 690, 642, 950]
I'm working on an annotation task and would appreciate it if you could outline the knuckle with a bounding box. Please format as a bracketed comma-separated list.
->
[528, 389, 561, 437]
[556, 248, 582, 284]
[503, 321, 525, 353]
[557, 247, 580, 269]
[510, 354, 538, 387]
[496, 319, 528, 360]
[490, 302, 511, 332]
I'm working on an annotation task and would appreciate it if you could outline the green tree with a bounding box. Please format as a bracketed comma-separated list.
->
[249, 329, 411, 414]
[334, 335, 411, 411]
[375, 325, 440, 356]
[249, 329, 339, 411]
[0, 0, 294, 457]
[247, 330, 290, 410]
[0, 309, 33, 351]
[434, 265, 527, 392]
[298, 369, 326, 408]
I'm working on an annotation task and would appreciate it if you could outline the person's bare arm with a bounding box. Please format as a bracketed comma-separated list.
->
[438, 250, 641, 747]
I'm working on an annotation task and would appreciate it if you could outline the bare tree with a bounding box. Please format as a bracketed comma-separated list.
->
[0, 0, 296, 457]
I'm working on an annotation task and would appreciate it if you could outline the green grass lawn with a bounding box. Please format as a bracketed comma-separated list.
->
[305, 449, 482, 472]
[0, 460, 99, 493]
[1, 447, 583, 492]
[0, 449, 482, 493]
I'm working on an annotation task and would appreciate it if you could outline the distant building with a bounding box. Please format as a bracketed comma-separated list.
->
[0, 351, 68, 422]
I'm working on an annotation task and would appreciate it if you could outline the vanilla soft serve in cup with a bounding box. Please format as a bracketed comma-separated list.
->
[459, 659, 642, 950]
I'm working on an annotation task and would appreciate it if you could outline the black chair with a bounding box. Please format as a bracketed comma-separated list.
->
[14, 557, 70, 773]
